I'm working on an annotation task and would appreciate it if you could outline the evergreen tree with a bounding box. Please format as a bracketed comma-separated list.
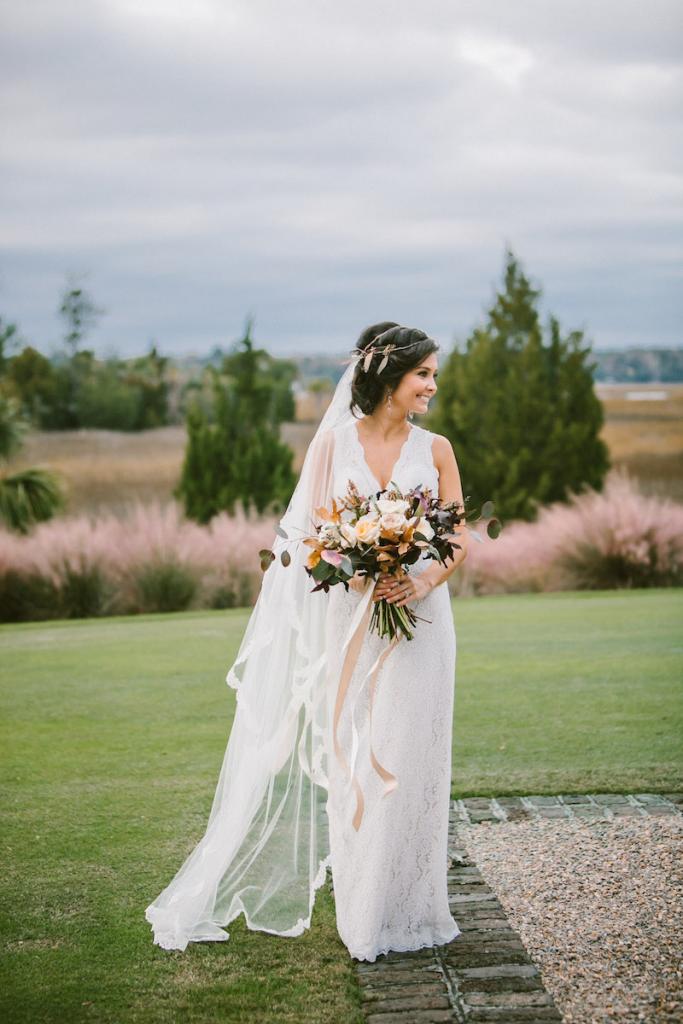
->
[59, 278, 104, 357]
[177, 322, 296, 522]
[4, 346, 59, 426]
[428, 248, 610, 521]
[0, 317, 19, 373]
[56, 277, 105, 427]
[122, 344, 171, 429]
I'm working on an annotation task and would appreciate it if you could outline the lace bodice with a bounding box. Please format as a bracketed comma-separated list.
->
[332, 420, 440, 501]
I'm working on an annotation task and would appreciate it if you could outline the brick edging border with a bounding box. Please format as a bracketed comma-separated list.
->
[452, 791, 683, 825]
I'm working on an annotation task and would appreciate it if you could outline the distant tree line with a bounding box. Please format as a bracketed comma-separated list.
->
[0, 279, 303, 437]
[592, 348, 683, 383]
[1, 283, 171, 432]
[287, 347, 683, 387]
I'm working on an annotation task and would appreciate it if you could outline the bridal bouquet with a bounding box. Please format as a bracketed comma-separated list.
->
[302, 481, 467, 641]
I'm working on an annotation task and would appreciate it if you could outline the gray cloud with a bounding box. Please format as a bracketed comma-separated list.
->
[1, 0, 681, 357]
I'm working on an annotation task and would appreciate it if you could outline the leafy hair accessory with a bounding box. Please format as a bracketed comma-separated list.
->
[349, 332, 421, 375]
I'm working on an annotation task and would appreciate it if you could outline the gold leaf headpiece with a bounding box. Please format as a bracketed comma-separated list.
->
[348, 331, 422, 375]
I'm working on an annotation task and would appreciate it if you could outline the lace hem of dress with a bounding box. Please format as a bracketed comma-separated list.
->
[346, 917, 461, 963]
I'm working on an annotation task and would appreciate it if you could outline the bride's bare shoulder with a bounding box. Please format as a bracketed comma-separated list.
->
[429, 432, 458, 470]
[428, 433, 464, 502]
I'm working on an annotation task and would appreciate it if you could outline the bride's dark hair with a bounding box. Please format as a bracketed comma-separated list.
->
[350, 322, 439, 417]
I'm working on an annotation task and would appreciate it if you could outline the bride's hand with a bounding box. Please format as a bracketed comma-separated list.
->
[373, 572, 432, 606]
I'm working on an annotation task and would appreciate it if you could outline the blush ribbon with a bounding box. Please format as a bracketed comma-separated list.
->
[332, 580, 402, 831]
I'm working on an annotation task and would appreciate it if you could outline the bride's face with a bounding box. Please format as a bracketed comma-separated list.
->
[391, 353, 438, 416]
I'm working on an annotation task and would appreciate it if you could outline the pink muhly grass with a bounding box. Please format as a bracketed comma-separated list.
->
[2, 470, 680, 614]
[552, 468, 683, 588]
[453, 468, 683, 595]
[0, 500, 279, 605]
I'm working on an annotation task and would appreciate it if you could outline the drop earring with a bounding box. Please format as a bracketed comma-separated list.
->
[387, 391, 393, 410]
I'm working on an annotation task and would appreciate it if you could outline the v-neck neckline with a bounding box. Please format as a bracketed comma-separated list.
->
[353, 419, 415, 492]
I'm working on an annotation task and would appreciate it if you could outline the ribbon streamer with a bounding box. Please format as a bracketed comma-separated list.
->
[332, 581, 403, 831]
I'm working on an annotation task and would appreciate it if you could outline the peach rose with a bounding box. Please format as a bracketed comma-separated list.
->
[354, 514, 381, 544]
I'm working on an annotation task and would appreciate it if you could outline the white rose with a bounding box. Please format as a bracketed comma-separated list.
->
[376, 497, 410, 515]
[318, 522, 342, 547]
[339, 522, 359, 548]
[380, 511, 408, 534]
[413, 517, 434, 540]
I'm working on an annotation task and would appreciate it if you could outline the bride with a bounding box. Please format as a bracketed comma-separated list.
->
[145, 322, 469, 963]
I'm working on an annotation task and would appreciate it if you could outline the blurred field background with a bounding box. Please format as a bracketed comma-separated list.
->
[7, 382, 683, 516]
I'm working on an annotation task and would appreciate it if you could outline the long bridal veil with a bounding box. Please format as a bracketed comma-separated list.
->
[145, 360, 357, 951]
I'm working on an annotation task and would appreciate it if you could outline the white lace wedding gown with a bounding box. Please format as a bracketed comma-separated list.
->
[324, 419, 461, 962]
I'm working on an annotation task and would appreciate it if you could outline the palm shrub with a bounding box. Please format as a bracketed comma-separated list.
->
[0, 395, 62, 533]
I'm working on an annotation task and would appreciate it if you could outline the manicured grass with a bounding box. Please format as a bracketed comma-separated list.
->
[452, 588, 682, 795]
[1, 589, 681, 1023]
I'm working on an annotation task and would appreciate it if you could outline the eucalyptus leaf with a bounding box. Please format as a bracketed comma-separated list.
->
[274, 524, 288, 538]
[339, 554, 354, 576]
[466, 528, 484, 544]
[363, 349, 373, 373]
[311, 559, 335, 581]
[481, 500, 495, 519]
[486, 517, 502, 539]
[280, 550, 291, 566]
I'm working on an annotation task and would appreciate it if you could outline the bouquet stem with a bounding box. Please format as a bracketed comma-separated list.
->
[369, 598, 420, 642]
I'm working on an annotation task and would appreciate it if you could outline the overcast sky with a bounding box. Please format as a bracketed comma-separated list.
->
[1, 0, 681, 359]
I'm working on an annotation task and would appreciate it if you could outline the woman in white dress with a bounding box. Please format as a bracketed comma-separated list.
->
[145, 323, 468, 964]
[324, 323, 467, 961]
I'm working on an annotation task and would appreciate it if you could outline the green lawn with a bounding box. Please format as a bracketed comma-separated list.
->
[1, 588, 681, 1023]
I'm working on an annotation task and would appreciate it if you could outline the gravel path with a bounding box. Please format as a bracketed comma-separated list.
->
[459, 815, 683, 1023]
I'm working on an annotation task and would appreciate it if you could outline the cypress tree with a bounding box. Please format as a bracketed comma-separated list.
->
[177, 323, 296, 522]
[428, 248, 610, 521]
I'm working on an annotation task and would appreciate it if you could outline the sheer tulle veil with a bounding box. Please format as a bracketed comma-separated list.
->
[145, 358, 358, 951]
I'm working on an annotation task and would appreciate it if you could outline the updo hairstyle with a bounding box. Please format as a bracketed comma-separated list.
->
[350, 322, 439, 417]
